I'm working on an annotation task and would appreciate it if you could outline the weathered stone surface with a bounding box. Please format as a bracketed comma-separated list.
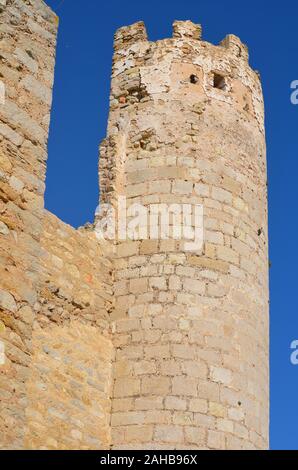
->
[14, 48, 38, 74]
[20, 75, 51, 105]
[0, 100, 46, 145]
[107, 19, 269, 451]
[0, 221, 9, 235]
[0, 289, 17, 312]
[0, 0, 6, 13]
[0, 0, 58, 450]
[0, 3, 269, 453]
[0, 122, 24, 146]
[26, 321, 113, 450]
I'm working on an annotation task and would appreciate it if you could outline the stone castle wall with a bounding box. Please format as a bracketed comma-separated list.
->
[0, 0, 58, 448]
[0, 1, 269, 450]
[25, 211, 114, 449]
[0, 0, 114, 449]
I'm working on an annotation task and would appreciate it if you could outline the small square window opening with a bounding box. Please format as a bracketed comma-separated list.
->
[213, 73, 226, 91]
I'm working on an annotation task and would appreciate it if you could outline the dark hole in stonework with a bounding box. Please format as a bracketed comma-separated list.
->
[190, 74, 199, 84]
[213, 73, 226, 91]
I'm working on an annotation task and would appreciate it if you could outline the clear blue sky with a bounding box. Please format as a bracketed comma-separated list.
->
[45, 0, 298, 450]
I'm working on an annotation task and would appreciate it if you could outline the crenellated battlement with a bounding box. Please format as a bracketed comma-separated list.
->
[114, 21, 148, 51]
[109, 20, 263, 140]
[172, 20, 202, 39]
[113, 20, 249, 64]
[220, 34, 249, 61]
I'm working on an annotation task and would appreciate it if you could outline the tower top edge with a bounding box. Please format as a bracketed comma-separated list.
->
[113, 20, 249, 62]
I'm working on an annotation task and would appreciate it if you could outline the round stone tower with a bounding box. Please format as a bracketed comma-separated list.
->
[99, 20, 269, 449]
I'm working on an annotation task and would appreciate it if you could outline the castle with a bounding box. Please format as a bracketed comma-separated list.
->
[0, 0, 269, 449]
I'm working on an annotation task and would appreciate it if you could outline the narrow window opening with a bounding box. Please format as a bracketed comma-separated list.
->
[213, 73, 226, 91]
[190, 74, 199, 84]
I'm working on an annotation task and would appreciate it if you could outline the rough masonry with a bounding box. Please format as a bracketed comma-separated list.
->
[0, 0, 269, 450]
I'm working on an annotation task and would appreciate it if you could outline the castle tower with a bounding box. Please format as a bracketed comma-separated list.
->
[99, 21, 269, 449]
